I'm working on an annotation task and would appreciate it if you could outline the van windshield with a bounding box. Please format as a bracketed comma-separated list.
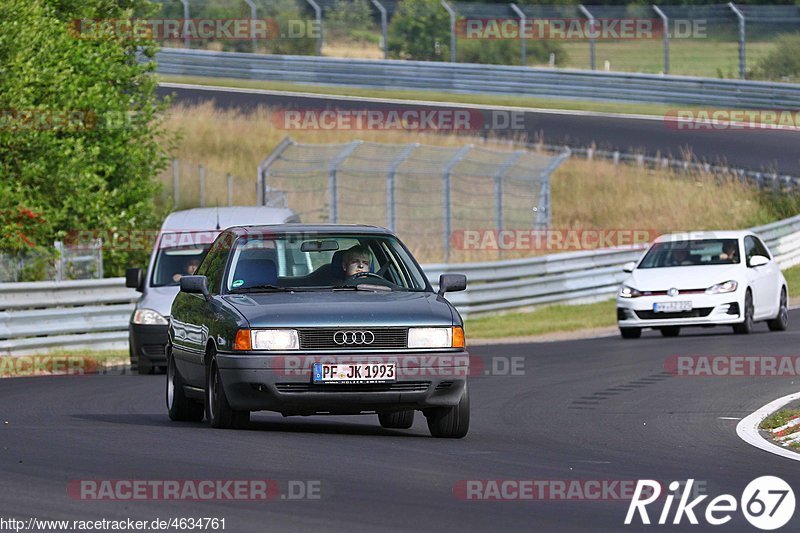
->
[150, 232, 217, 287]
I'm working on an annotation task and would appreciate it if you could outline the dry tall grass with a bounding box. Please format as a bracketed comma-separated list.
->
[160, 103, 770, 262]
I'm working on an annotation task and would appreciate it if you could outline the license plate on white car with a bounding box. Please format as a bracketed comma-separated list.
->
[313, 362, 396, 384]
[653, 301, 693, 313]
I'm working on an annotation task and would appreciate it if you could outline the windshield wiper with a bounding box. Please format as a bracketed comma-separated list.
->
[331, 284, 392, 292]
[229, 284, 292, 293]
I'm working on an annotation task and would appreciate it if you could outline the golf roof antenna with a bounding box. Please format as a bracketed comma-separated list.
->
[215, 207, 220, 231]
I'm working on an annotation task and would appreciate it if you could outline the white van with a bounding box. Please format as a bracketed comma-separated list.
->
[126, 207, 299, 374]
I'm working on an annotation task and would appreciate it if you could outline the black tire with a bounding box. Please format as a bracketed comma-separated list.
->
[619, 327, 642, 339]
[206, 357, 249, 429]
[733, 290, 754, 335]
[768, 288, 789, 332]
[660, 326, 681, 337]
[378, 410, 414, 429]
[425, 384, 469, 438]
[167, 352, 204, 422]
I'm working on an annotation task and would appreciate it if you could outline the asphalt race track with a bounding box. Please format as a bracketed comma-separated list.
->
[158, 84, 800, 176]
[4, 314, 800, 532]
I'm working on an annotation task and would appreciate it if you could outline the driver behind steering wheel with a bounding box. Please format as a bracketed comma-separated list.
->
[342, 244, 373, 279]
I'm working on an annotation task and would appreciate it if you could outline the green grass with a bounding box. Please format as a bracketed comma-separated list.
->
[783, 264, 800, 299]
[159, 74, 706, 118]
[759, 408, 800, 430]
[465, 299, 616, 339]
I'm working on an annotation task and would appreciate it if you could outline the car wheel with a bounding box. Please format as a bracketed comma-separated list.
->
[206, 357, 249, 429]
[660, 326, 681, 337]
[378, 410, 414, 429]
[167, 352, 204, 422]
[768, 288, 789, 332]
[733, 290, 754, 335]
[619, 327, 641, 339]
[425, 384, 469, 438]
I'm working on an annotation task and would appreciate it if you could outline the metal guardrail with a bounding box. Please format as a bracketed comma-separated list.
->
[155, 48, 800, 109]
[2, 215, 800, 353]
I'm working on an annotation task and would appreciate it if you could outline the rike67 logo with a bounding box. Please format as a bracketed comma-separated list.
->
[625, 477, 795, 530]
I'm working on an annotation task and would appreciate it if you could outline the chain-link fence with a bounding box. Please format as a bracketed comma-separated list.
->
[257, 137, 568, 263]
[143, 1, 800, 79]
[0, 241, 103, 283]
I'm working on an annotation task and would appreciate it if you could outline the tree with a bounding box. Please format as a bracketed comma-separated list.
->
[388, 0, 451, 61]
[0, 0, 172, 277]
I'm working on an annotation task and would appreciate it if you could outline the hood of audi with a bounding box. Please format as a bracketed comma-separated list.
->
[223, 290, 456, 328]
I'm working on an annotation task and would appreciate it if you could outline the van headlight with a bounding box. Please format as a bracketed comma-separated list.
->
[132, 309, 168, 325]
[706, 280, 738, 294]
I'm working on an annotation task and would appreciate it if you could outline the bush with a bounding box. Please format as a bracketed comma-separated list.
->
[751, 33, 800, 81]
[457, 37, 566, 66]
[324, 0, 376, 41]
[388, 0, 450, 61]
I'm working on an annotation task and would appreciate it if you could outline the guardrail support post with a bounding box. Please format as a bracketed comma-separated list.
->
[652, 5, 669, 74]
[510, 3, 526, 66]
[328, 141, 362, 223]
[441, 0, 457, 63]
[387, 143, 418, 231]
[578, 4, 596, 70]
[179, 0, 190, 49]
[442, 145, 472, 262]
[244, 0, 258, 52]
[371, 0, 389, 59]
[257, 137, 294, 206]
[306, 0, 323, 56]
[728, 2, 746, 79]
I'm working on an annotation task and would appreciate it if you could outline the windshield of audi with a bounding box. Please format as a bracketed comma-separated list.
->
[637, 239, 741, 268]
[214, 231, 429, 292]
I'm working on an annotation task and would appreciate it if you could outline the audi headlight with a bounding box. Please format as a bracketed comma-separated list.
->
[132, 308, 167, 325]
[250, 329, 299, 350]
[408, 327, 464, 348]
[619, 286, 643, 298]
[706, 280, 738, 294]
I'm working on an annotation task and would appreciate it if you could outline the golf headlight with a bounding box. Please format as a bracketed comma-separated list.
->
[619, 286, 643, 298]
[132, 308, 168, 325]
[706, 280, 738, 294]
[251, 329, 299, 350]
[408, 327, 462, 348]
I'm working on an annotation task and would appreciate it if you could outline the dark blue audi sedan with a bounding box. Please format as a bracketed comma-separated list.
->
[167, 225, 470, 438]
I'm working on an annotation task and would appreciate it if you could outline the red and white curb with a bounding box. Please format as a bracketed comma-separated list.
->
[737, 391, 800, 462]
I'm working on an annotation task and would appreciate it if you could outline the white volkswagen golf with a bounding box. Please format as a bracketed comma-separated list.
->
[616, 231, 788, 338]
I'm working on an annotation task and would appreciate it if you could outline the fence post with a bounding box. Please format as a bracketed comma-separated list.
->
[578, 5, 596, 70]
[652, 5, 669, 74]
[328, 141, 362, 223]
[386, 143, 418, 231]
[371, 0, 389, 59]
[510, 3, 526, 66]
[306, 0, 323, 56]
[172, 158, 179, 208]
[536, 149, 570, 229]
[728, 2, 746, 79]
[199, 164, 206, 207]
[227, 173, 233, 206]
[179, 0, 190, 49]
[441, 0, 457, 63]
[244, 0, 258, 52]
[257, 137, 294, 206]
[442, 145, 472, 263]
[54, 240, 64, 282]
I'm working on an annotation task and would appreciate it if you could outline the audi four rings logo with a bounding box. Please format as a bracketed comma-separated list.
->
[333, 330, 375, 345]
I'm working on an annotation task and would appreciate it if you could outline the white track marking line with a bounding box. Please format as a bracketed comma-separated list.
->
[736, 391, 800, 462]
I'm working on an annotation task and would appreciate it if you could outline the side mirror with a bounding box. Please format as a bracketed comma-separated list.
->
[622, 261, 636, 273]
[438, 274, 467, 296]
[748, 255, 769, 268]
[126, 267, 143, 292]
[180, 275, 210, 300]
